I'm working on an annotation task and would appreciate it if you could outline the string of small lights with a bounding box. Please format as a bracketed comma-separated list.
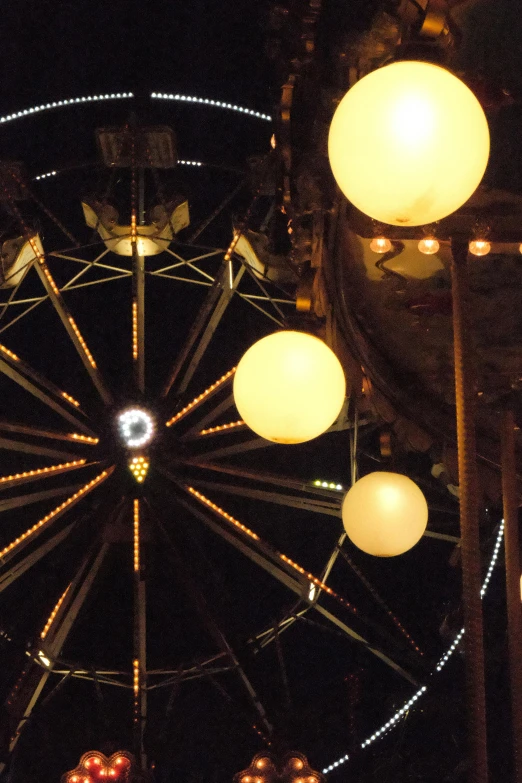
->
[40, 583, 72, 640]
[133, 500, 140, 572]
[312, 480, 344, 491]
[0, 468, 112, 561]
[322, 521, 506, 774]
[0, 460, 87, 486]
[62, 391, 81, 408]
[133, 658, 140, 725]
[0, 93, 134, 125]
[0, 343, 20, 362]
[69, 433, 99, 445]
[199, 420, 245, 436]
[165, 368, 236, 427]
[150, 92, 271, 121]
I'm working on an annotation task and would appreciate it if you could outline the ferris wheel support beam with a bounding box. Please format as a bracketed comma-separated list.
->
[179, 393, 236, 441]
[0, 484, 82, 514]
[0, 543, 109, 773]
[151, 506, 273, 738]
[132, 248, 145, 393]
[168, 485, 419, 686]
[186, 478, 341, 517]
[34, 262, 113, 406]
[161, 260, 245, 399]
[0, 520, 77, 595]
[0, 436, 80, 462]
[132, 500, 147, 770]
[0, 357, 94, 436]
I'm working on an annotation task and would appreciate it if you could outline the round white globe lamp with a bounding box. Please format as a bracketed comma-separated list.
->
[342, 471, 428, 557]
[328, 60, 490, 226]
[233, 331, 346, 444]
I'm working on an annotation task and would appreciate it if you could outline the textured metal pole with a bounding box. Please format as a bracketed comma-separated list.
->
[450, 241, 488, 783]
[501, 407, 522, 782]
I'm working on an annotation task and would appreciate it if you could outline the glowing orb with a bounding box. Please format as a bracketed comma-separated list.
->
[328, 61, 490, 226]
[233, 331, 346, 444]
[342, 471, 428, 557]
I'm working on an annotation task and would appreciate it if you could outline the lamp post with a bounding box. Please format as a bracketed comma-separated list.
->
[328, 62, 491, 782]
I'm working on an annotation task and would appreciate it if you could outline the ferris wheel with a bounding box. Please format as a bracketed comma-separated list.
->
[0, 94, 503, 781]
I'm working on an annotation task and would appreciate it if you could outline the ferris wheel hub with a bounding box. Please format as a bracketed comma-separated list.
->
[116, 407, 155, 449]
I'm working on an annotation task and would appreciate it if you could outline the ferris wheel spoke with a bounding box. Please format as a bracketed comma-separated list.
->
[0, 542, 109, 768]
[191, 435, 274, 461]
[185, 477, 341, 517]
[0, 519, 78, 595]
[132, 499, 147, 766]
[132, 247, 145, 393]
[0, 466, 114, 568]
[33, 259, 113, 405]
[179, 393, 236, 442]
[149, 502, 273, 737]
[0, 459, 92, 490]
[0, 436, 82, 461]
[164, 481, 419, 685]
[0, 483, 83, 514]
[161, 260, 245, 398]
[0, 353, 94, 435]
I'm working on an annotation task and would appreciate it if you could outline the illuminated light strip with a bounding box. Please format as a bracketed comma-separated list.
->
[0, 468, 111, 559]
[0, 343, 20, 362]
[313, 479, 344, 491]
[188, 487, 260, 541]
[133, 499, 140, 572]
[0, 459, 87, 485]
[435, 519, 505, 673]
[322, 520, 505, 774]
[34, 170, 57, 181]
[32, 160, 204, 183]
[150, 92, 272, 121]
[199, 420, 245, 436]
[0, 93, 134, 125]
[133, 658, 140, 723]
[165, 367, 236, 427]
[67, 316, 97, 368]
[187, 488, 358, 616]
[62, 391, 81, 408]
[40, 583, 71, 639]
[132, 300, 138, 361]
[69, 433, 99, 445]
[224, 230, 241, 263]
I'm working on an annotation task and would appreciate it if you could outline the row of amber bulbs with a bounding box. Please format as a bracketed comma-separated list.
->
[370, 236, 522, 257]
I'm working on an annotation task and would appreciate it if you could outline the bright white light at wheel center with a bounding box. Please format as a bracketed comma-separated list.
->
[117, 408, 155, 448]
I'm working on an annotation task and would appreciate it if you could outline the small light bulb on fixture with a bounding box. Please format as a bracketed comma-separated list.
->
[469, 239, 491, 257]
[418, 237, 440, 255]
[370, 236, 392, 254]
[519, 243, 522, 255]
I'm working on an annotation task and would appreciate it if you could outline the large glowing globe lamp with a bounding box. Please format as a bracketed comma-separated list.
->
[233, 331, 346, 444]
[328, 61, 490, 226]
[342, 471, 428, 557]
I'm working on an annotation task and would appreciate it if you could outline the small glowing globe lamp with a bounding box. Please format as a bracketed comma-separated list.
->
[469, 239, 491, 257]
[370, 236, 392, 254]
[233, 331, 346, 444]
[328, 61, 490, 226]
[418, 237, 440, 255]
[342, 471, 428, 557]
